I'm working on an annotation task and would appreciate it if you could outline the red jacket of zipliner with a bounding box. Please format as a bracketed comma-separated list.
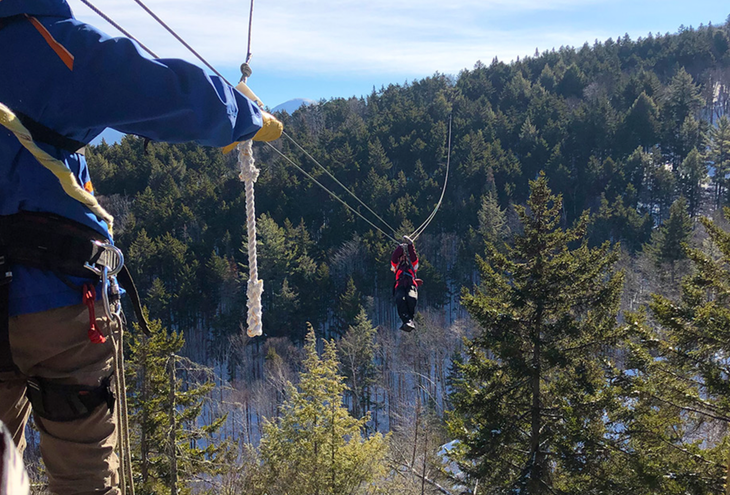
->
[391, 244, 419, 289]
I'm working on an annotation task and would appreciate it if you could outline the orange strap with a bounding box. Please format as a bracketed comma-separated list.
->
[25, 15, 74, 71]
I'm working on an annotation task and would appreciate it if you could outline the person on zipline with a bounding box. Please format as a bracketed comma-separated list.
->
[0, 1, 282, 493]
[391, 236, 421, 332]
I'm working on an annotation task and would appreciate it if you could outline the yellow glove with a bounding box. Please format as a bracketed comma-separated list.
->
[221, 111, 283, 154]
[253, 111, 283, 142]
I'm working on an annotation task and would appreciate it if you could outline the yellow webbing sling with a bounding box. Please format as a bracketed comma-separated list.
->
[0, 102, 114, 234]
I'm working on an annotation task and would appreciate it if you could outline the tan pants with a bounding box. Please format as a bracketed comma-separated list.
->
[0, 302, 120, 495]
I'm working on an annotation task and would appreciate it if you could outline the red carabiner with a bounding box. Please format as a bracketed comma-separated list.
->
[82, 284, 106, 344]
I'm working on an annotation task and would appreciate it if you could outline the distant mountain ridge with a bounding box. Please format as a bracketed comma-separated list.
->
[272, 98, 317, 115]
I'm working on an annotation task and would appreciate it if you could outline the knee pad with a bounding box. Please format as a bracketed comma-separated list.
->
[25, 375, 115, 422]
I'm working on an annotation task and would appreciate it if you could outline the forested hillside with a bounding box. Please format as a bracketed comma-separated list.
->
[90, 19, 730, 346]
[62, 17, 730, 494]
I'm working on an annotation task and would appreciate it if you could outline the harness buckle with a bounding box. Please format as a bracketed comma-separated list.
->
[84, 241, 124, 320]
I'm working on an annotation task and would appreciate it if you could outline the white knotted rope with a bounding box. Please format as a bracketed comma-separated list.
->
[237, 140, 264, 337]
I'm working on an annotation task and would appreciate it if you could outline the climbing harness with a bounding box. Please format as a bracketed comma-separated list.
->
[25, 375, 115, 423]
[0, 103, 147, 495]
[392, 243, 421, 289]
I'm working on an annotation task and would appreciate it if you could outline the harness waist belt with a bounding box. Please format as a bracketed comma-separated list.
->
[0, 211, 107, 278]
[0, 212, 150, 335]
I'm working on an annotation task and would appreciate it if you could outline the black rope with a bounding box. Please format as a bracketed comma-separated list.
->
[282, 131, 399, 238]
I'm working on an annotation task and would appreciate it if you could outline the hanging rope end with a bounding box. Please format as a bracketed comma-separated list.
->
[246, 278, 264, 337]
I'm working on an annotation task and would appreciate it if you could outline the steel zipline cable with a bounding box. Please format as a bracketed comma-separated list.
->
[79, 0, 159, 58]
[264, 142, 401, 244]
[129, 0, 237, 87]
[78, 0, 448, 245]
[281, 131, 400, 238]
[410, 115, 452, 241]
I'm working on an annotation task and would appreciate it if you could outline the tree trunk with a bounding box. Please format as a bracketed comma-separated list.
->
[529, 308, 544, 494]
[141, 346, 149, 484]
[168, 356, 178, 495]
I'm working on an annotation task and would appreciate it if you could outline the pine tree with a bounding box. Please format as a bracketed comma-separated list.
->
[336, 277, 363, 336]
[677, 148, 708, 217]
[254, 325, 388, 494]
[477, 191, 510, 248]
[709, 116, 730, 207]
[449, 173, 626, 494]
[126, 315, 231, 495]
[664, 68, 704, 132]
[643, 196, 693, 282]
[338, 309, 380, 422]
[663, 68, 704, 164]
[629, 209, 730, 493]
[621, 92, 661, 152]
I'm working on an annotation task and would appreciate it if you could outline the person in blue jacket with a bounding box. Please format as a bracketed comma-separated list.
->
[0, 1, 282, 493]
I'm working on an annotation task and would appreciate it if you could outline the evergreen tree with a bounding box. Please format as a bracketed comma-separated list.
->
[450, 174, 625, 494]
[677, 148, 708, 217]
[126, 315, 231, 495]
[621, 92, 661, 153]
[643, 196, 693, 281]
[664, 68, 704, 133]
[338, 309, 381, 422]
[477, 191, 510, 248]
[254, 326, 388, 494]
[663, 68, 704, 163]
[630, 209, 730, 493]
[336, 277, 363, 335]
[709, 116, 730, 207]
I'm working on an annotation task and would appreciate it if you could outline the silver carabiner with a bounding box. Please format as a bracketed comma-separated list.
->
[84, 241, 125, 320]
[101, 266, 122, 320]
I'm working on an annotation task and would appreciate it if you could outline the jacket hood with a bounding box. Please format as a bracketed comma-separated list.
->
[0, 0, 73, 19]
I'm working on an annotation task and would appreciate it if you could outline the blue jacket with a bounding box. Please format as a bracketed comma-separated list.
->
[0, 0, 263, 316]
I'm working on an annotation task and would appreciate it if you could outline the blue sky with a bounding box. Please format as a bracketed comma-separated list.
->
[68, 0, 728, 109]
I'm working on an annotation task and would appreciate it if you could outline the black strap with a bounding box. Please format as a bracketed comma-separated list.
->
[0, 212, 106, 278]
[14, 111, 86, 154]
[26, 375, 114, 422]
[0, 249, 17, 373]
[117, 266, 150, 336]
